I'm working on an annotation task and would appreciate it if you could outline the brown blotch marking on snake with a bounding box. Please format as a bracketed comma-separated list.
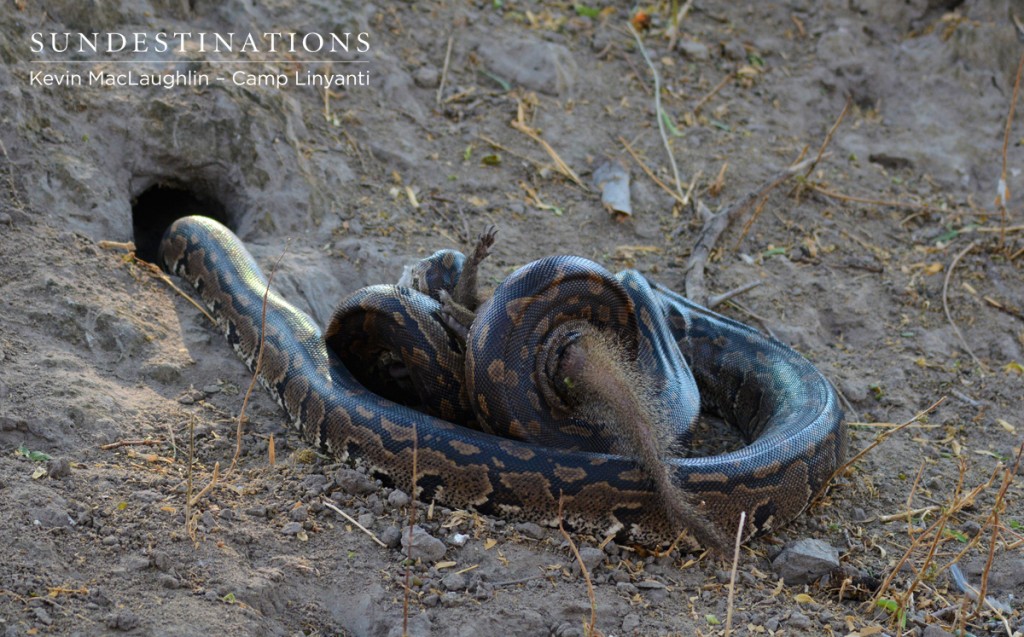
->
[380, 415, 416, 442]
[403, 447, 493, 507]
[449, 439, 481, 456]
[498, 471, 556, 514]
[305, 390, 326, 430]
[498, 439, 536, 462]
[554, 464, 588, 483]
[753, 460, 784, 480]
[356, 405, 375, 420]
[475, 393, 491, 419]
[507, 419, 529, 440]
[617, 468, 647, 483]
[282, 372, 309, 411]
[487, 359, 518, 386]
[686, 471, 730, 484]
[491, 457, 506, 470]
[504, 296, 533, 327]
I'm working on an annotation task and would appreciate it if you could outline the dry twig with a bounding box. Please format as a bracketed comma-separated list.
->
[682, 156, 814, 305]
[723, 511, 746, 637]
[228, 248, 287, 475]
[942, 241, 986, 373]
[558, 495, 599, 637]
[321, 498, 387, 548]
[436, 34, 454, 107]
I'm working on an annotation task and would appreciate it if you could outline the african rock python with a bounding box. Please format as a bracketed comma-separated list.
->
[159, 216, 846, 548]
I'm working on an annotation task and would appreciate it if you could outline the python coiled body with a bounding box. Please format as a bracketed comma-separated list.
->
[159, 216, 846, 546]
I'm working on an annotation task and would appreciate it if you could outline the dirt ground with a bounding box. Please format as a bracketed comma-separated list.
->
[1, 1, 1023, 635]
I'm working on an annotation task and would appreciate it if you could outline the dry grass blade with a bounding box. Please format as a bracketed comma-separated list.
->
[827, 396, 946, 486]
[510, 99, 586, 189]
[627, 23, 687, 207]
[228, 248, 287, 475]
[436, 34, 454, 107]
[942, 241, 986, 373]
[804, 96, 850, 178]
[997, 51, 1024, 247]
[558, 495, 599, 637]
[971, 438, 1023, 619]
[691, 72, 735, 118]
[619, 135, 687, 206]
[723, 510, 746, 637]
[403, 421, 419, 637]
[321, 498, 387, 548]
[99, 241, 217, 326]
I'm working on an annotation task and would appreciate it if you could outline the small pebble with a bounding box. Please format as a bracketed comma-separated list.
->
[636, 579, 665, 589]
[449, 532, 469, 547]
[33, 607, 53, 625]
[387, 489, 410, 508]
[401, 525, 447, 562]
[289, 505, 308, 522]
[380, 525, 403, 549]
[102, 535, 118, 546]
[615, 582, 638, 595]
[281, 521, 303, 535]
[46, 457, 72, 479]
[202, 384, 221, 394]
[157, 574, 179, 589]
[357, 512, 374, 529]
[576, 547, 605, 573]
[515, 521, 546, 540]
[788, 611, 812, 630]
[441, 571, 467, 591]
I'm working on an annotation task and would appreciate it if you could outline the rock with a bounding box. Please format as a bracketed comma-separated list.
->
[412, 65, 439, 88]
[33, 607, 53, 625]
[357, 512, 374, 529]
[576, 547, 605, 573]
[281, 521, 303, 535]
[380, 525, 403, 549]
[515, 521, 546, 540]
[922, 625, 955, 637]
[400, 525, 446, 562]
[622, 612, 641, 633]
[616, 582, 638, 595]
[787, 611, 812, 630]
[472, 34, 578, 96]
[441, 571, 467, 591]
[46, 457, 72, 479]
[387, 489, 410, 508]
[677, 39, 710, 61]
[334, 468, 376, 495]
[721, 38, 747, 61]
[105, 611, 140, 631]
[157, 574, 180, 589]
[30, 501, 73, 529]
[772, 539, 840, 585]
[288, 505, 308, 522]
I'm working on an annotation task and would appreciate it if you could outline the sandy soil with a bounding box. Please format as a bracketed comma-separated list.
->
[1, 1, 1023, 636]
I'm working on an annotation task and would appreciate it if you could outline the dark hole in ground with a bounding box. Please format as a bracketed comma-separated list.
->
[131, 184, 229, 263]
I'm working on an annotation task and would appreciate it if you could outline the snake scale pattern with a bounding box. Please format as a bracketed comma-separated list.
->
[159, 216, 846, 548]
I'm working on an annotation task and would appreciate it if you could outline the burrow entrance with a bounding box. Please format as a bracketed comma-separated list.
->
[131, 184, 229, 263]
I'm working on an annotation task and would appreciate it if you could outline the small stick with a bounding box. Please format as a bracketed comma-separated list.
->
[942, 241, 986, 372]
[997, 51, 1024, 247]
[228, 247, 287, 475]
[99, 438, 164, 450]
[558, 495, 598, 637]
[723, 511, 746, 637]
[510, 97, 585, 189]
[403, 421, 419, 637]
[691, 72, 735, 117]
[436, 35, 454, 107]
[707, 280, 763, 309]
[972, 438, 1023, 618]
[188, 461, 220, 507]
[810, 184, 942, 213]
[682, 156, 815, 305]
[618, 135, 687, 206]
[321, 498, 387, 548]
[827, 396, 946, 485]
[868, 505, 942, 524]
[804, 96, 850, 179]
[628, 23, 687, 207]
[185, 415, 195, 541]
